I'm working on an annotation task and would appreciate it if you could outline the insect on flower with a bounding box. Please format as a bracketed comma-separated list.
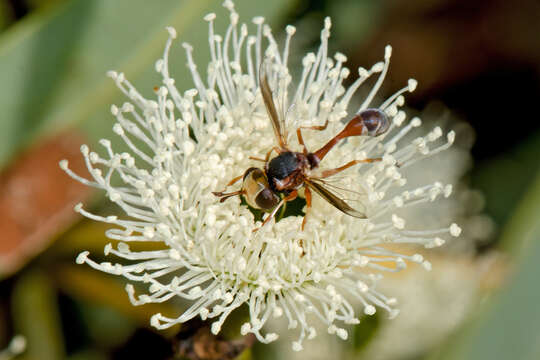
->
[213, 61, 390, 230]
[58, 0, 465, 351]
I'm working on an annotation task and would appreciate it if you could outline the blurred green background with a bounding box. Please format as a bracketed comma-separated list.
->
[0, 0, 539, 359]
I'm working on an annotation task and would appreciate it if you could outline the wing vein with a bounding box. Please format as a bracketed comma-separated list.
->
[305, 180, 366, 219]
[259, 60, 287, 149]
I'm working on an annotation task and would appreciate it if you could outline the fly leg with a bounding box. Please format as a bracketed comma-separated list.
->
[212, 174, 244, 201]
[319, 158, 382, 178]
[212, 190, 245, 203]
[249, 146, 281, 163]
[301, 186, 312, 231]
[296, 120, 329, 154]
[297, 186, 313, 256]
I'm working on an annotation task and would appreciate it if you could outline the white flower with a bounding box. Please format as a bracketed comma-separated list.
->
[60, 1, 461, 351]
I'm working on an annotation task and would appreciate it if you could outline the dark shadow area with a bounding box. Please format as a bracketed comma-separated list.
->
[6, 0, 29, 20]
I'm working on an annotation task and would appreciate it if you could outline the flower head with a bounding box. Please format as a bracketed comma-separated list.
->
[61, 1, 461, 350]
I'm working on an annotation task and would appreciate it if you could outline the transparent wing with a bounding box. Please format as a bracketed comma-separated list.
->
[309, 176, 367, 199]
[305, 179, 367, 219]
[259, 59, 288, 149]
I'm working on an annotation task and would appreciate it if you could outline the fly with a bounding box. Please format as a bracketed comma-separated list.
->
[213, 61, 390, 231]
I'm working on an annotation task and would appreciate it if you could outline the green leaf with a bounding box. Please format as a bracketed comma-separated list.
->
[471, 130, 540, 229]
[430, 169, 540, 360]
[11, 270, 65, 360]
[351, 312, 380, 352]
[498, 168, 540, 254]
[0, 1, 12, 31]
[0, 0, 295, 169]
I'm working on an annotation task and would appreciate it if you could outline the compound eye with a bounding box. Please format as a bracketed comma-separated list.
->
[243, 167, 262, 180]
[359, 108, 390, 137]
[255, 188, 280, 210]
